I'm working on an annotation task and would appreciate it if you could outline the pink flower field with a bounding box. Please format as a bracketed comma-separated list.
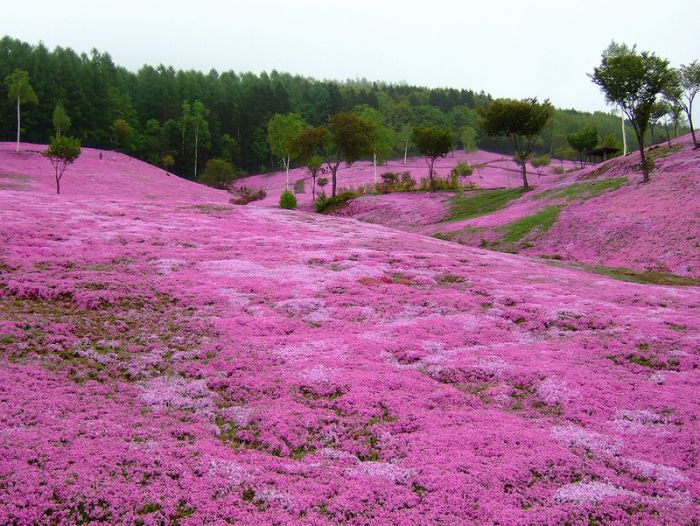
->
[332, 135, 700, 278]
[1, 141, 699, 525]
[235, 150, 576, 211]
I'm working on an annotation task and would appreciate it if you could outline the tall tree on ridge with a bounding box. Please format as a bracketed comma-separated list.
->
[5, 69, 38, 152]
[591, 43, 675, 182]
[355, 105, 393, 185]
[478, 98, 554, 190]
[52, 103, 71, 138]
[267, 113, 307, 190]
[667, 61, 700, 148]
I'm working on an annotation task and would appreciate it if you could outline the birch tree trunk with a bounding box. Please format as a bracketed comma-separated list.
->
[16, 96, 20, 153]
[621, 111, 627, 156]
[285, 156, 290, 190]
[194, 122, 199, 178]
[373, 152, 377, 185]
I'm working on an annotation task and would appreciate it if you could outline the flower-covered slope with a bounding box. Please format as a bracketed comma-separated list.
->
[1, 142, 699, 525]
[236, 149, 575, 209]
[341, 134, 700, 278]
[0, 142, 227, 203]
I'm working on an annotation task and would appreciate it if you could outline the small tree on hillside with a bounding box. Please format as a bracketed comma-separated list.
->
[161, 154, 175, 174]
[291, 113, 372, 197]
[667, 61, 700, 148]
[397, 123, 413, 165]
[650, 100, 673, 143]
[355, 106, 393, 185]
[478, 98, 554, 190]
[5, 69, 38, 153]
[567, 127, 598, 167]
[267, 113, 307, 190]
[112, 118, 134, 151]
[43, 136, 81, 195]
[591, 45, 675, 182]
[460, 126, 478, 153]
[306, 155, 323, 200]
[412, 125, 452, 192]
[52, 103, 71, 137]
[199, 158, 237, 189]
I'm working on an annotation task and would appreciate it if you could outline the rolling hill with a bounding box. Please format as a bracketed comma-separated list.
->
[0, 141, 698, 525]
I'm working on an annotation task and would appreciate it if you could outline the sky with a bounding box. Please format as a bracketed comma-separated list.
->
[3, 0, 699, 114]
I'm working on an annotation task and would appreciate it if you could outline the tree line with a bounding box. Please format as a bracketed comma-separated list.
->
[3, 35, 683, 180]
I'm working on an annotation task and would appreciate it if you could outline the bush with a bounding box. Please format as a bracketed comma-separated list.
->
[314, 191, 356, 213]
[531, 154, 551, 168]
[199, 158, 238, 189]
[451, 161, 474, 178]
[279, 189, 297, 209]
[230, 188, 266, 205]
[552, 166, 565, 175]
[293, 178, 305, 194]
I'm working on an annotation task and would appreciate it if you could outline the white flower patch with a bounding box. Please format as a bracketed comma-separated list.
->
[611, 409, 667, 433]
[150, 258, 185, 275]
[208, 459, 246, 485]
[628, 459, 687, 484]
[552, 425, 622, 456]
[537, 378, 577, 406]
[219, 406, 253, 427]
[140, 376, 215, 416]
[255, 488, 295, 511]
[555, 482, 636, 503]
[347, 461, 413, 484]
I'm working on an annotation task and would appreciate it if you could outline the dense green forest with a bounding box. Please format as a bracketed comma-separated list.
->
[0, 36, 680, 178]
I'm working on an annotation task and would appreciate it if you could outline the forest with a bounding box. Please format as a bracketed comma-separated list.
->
[0, 35, 678, 178]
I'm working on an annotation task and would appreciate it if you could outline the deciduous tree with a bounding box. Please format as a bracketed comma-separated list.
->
[411, 125, 452, 192]
[591, 45, 675, 182]
[478, 98, 553, 190]
[5, 69, 38, 152]
[355, 106, 393, 185]
[667, 61, 700, 147]
[267, 113, 307, 189]
[43, 136, 81, 194]
[52, 103, 71, 137]
[291, 113, 372, 197]
[567, 127, 598, 167]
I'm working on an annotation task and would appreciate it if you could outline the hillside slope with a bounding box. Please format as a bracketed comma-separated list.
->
[235, 149, 577, 209]
[339, 134, 700, 278]
[0, 143, 699, 524]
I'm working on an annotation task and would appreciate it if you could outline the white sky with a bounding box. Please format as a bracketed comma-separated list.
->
[3, 0, 699, 113]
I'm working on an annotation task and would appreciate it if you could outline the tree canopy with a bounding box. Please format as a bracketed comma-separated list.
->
[567, 127, 598, 166]
[43, 136, 81, 194]
[591, 44, 676, 182]
[412, 125, 452, 191]
[267, 113, 307, 188]
[478, 98, 553, 189]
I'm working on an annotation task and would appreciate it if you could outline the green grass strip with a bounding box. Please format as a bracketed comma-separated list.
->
[447, 188, 524, 222]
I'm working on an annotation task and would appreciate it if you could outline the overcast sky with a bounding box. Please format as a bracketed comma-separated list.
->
[3, 0, 699, 114]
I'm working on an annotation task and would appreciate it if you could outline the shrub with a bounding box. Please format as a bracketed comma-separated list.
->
[531, 154, 551, 168]
[381, 172, 399, 185]
[400, 172, 416, 191]
[293, 178, 305, 194]
[451, 161, 474, 178]
[552, 166, 565, 175]
[315, 191, 356, 213]
[230, 188, 266, 205]
[317, 177, 328, 188]
[199, 158, 238, 189]
[279, 189, 297, 209]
